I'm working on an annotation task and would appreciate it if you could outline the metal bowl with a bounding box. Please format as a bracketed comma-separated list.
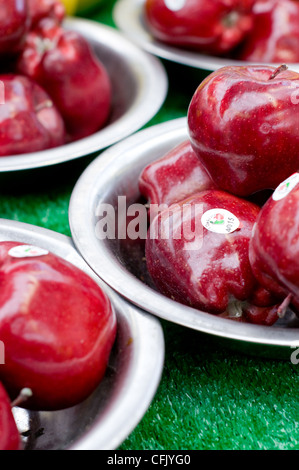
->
[113, 0, 299, 72]
[0, 17, 168, 172]
[0, 219, 164, 450]
[69, 117, 299, 361]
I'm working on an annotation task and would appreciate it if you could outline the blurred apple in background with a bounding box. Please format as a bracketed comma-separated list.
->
[16, 17, 112, 141]
[0, 74, 66, 156]
[144, 0, 256, 55]
[28, 0, 66, 26]
[0, 0, 29, 56]
[238, 0, 299, 63]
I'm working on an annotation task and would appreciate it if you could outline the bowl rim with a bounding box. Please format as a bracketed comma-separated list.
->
[0, 17, 168, 172]
[69, 117, 299, 357]
[0, 218, 165, 450]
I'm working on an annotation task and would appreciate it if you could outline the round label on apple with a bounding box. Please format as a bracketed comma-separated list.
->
[8, 245, 49, 258]
[164, 0, 186, 11]
[201, 209, 240, 234]
[272, 173, 299, 201]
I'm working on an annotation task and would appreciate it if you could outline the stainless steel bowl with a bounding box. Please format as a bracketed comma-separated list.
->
[0, 17, 168, 172]
[69, 117, 299, 361]
[113, 0, 299, 72]
[0, 219, 164, 450]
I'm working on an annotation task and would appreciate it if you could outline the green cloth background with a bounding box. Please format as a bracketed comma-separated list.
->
[1, 0, 298, 451]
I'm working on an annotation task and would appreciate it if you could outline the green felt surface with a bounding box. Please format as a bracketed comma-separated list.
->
[0, 0, 298, 451]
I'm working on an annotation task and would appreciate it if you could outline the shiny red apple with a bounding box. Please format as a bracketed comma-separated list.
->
[0, 74, 66, 157]
[16, 18, 112, 141]
[0, 241, 117, 411]
[188, 64, 299, 197]
[238, 0, 299, 63]
[139, 140, 216, 219]
[0, 0, 29, 55]
[0, 382, 21, 450]
[146, 189, 278, 322]
[249, 172, 299, 316]
[144, 0, 255, 55]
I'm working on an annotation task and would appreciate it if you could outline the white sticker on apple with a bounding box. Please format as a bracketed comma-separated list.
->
[8, 245, 49, 258]
[201, 209, 240, 234]
[272, 173, 299, 201]
[164, 0, 186, 11]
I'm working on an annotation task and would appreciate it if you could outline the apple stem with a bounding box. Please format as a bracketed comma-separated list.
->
[277, 293, 292, 318]
[11, 388, 33, 408]
[269, 64, 288, 80]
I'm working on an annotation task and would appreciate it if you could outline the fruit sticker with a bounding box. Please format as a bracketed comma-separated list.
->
[8, 245, 49, 258]
[272, 173, 299, 201]
[201, 209, 240, 234]
[164, 0, 186, 11]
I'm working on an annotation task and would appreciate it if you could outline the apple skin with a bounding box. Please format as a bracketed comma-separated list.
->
[28, 0, 66, 27]
[0, 382, 21, 450]
[144, 0, 255, 55]
[249, 174, 299, 314]
[0, 74, 66, 157]
[0, 0, 29, 55]
[146, 189, 278, 320]
[188, 65, 299, 197]
[16, 18, 112, 142]
[238, 0, 299, 63]
[139, 140, 216, 219]
[0, 241, 117, 411]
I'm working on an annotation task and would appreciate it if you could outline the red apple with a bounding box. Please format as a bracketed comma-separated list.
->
[0, 382, 21, 450]
[146, 189, 278, 322]
[144, 0, 255, 55]
[0, 0, 29, 55]
[249, 172, 299, 316]
[28, 0, 66, 27]
[188, 64, 299, 197]
[139, 140, 216, 219]
[0, 74, 66, 157]
[238, 0, 299, 63]
[0, 241, 117, 411]
[16, 18, 112, 141]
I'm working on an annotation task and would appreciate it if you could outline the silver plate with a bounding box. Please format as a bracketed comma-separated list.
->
[0, 219, 164, 450]
[0, 17, 168, 172]
[113, 0, 299, 72]
[69, 117, 299, 361]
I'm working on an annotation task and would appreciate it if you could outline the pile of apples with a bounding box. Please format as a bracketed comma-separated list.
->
[0, 242, 117, 450]
[145, 0, 299, 63]
[0, 0, 112, 157]
[139, 63, 299, 328]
